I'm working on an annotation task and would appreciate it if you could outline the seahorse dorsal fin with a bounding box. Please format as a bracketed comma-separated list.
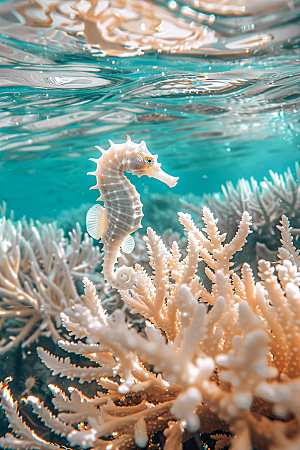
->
[121, 234, 135, 254]
[86, 204, 106, 240]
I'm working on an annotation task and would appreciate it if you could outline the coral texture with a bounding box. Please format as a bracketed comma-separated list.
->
[181, 163, 300, 277]
[0, 207, 300, 449]
[0, 206, 102, 353]
[182, 163, 300, 239]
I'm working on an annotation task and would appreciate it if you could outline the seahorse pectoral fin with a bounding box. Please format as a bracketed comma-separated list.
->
[121, 234, 135, 254]
[86, 204, 106, 240]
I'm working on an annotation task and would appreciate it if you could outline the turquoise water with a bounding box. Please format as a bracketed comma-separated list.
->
[0, 0, 299, 220]
[0, 1, 300, 447]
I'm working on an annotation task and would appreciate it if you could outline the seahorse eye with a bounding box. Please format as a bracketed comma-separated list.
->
[144, 157, 154, 166]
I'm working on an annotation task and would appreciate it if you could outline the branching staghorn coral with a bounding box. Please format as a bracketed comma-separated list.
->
[181, 163, 300, 265]
[0, 210, 102, 353]
[208, 162, 300, 234]
[181, 163, 300, 284]
[1, 207, 300, 449]
[277, 214, 300, 268]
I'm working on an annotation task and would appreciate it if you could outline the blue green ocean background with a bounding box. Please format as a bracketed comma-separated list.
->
[0, 0, 299, 222]
[0, 0, 300, 447]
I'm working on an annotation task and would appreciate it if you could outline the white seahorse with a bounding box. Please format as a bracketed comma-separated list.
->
[86, 136, 178, 289]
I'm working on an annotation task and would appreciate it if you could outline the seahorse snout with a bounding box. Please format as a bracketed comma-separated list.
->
[149, 166, 179, 188]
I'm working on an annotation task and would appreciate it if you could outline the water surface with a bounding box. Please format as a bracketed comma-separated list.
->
[0, 0, 299, 219]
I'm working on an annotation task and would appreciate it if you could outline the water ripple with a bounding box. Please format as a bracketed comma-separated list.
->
[115, 73, 254, 99]
[0, 0, 299, 184]
[0, 68, 113, 89]
[2, 0, 299, 58]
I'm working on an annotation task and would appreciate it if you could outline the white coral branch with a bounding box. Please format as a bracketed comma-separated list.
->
[0, 215, 102, 352]
[0, 383, 58, 450]
[1, 207, 300, 450]
[277, 214, 300, 267]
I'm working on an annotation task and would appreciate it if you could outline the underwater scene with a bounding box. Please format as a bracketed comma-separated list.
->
[0, 0, 300, 449]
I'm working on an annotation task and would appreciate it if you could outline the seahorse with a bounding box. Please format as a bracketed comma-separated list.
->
[86, 136, 178, 290]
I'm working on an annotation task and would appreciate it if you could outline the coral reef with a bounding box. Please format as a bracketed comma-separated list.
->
[208, 163, 300, 236]
[55, 192, 184, 243]
[181, 163, 300, 275]
[1, 207, 300, 450]
[56, 203, 92, 237]
[0, 205, 102, 353]
[143, 192, 183, 235]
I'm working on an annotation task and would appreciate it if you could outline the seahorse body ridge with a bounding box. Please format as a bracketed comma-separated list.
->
[86, 136, 178, 290]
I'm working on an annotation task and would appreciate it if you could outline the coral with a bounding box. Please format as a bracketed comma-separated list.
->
[1, 208, 300, 449]
[56, 203, 92, 237]
[54, 192, 184, 245]
[96, 229, 185, 327]
[142, 192, 183, 235]
[181, 163, 300, 273]
[277, 214, 300, 268]
[207, 162, 300, 235]
[0, 208, 102, 353]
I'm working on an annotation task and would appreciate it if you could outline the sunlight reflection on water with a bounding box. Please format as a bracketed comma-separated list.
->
[0, 0, 299, 218]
